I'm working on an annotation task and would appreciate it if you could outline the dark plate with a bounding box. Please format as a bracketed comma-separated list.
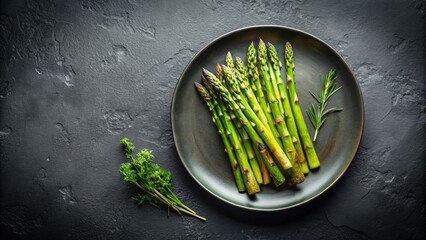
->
[171, 25, 364, 211]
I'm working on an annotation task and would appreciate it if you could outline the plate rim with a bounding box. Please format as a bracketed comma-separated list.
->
[171, 24, 365, 211]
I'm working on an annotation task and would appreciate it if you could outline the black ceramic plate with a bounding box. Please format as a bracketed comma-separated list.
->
[171, 25, 364, 211]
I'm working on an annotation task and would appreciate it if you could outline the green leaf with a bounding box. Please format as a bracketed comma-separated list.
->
[120, 162, 137, 184]
[308, 69, 343, 140]
[133, 194, 162, 208]
[119, 138, 206, 221]
[137, 149, 153, 163]
[121, 138, 135, 159]
[309, 90, 320, 103]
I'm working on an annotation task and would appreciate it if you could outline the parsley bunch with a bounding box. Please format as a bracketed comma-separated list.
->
[120, 138, 206, 221]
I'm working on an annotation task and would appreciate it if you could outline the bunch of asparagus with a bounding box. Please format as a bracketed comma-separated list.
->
[195, 40, 319, 195]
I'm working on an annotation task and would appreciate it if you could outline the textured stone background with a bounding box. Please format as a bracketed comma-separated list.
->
[0, 0, 425, 239]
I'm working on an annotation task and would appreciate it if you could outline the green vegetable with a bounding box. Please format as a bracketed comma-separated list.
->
[266, 42, 309, 174]
[195, 40, 341, 193]
[307, 69, 343, 141]
[203, 68, 286, 186]
[247, 42, 282, 147]
[119, 138, 206, 221]
[215, 64, 263, 186]
[285, 42, 321, 169]
[218, 66, 293, 171]
[195, 80, 250, 192]
[259, 40, 304, 185]
[234, 55, 270, 134]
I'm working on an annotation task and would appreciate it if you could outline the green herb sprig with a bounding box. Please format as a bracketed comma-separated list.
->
[307, 69, 343, 141]
[120, 138, 206, 221]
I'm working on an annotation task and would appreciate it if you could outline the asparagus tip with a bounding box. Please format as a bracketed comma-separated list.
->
[201, 74, 209, 88]
[258, 39, 267, 54]
[194, 81, 203, 90]
[194, 82, 211, 102]
[202, 67, 210, 77]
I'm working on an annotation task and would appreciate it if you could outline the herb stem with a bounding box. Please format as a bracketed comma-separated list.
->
[120, 138, 206, 221]
[307, 69, 343, 141]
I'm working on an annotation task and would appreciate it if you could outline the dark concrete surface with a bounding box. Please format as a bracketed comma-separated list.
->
[0, 0, 425, 239]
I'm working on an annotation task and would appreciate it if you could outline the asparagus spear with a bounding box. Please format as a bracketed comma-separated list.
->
[204, 68, 286, 185]
[285, 42, 320, 169]
[236, 125, 263, 185]
[195, 82, 246, 192]
[196, 81, 260, 194]
[252, 141, 271, 185]
[215, 65, 263, 185]
[258, 39, 304, 184]
[246, 43, 283, 148]
[207, 67, 292, 171]
[216, 64, 237, 122]
[267, 42, 309, 174]
[234, 56, 271, 134]
[225, 51, 235, 69]
[201, 74, 260, 191]
[258, 39, 292, 152]
[221, 61, 281, 186]
[247, 42, 262, 96]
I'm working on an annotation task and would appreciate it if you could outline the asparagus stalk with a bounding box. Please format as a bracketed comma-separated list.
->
[258, 40, 291, 151]
[223, 56, 269, 184]
[267, 42, 309, 174]
[195, 82, 246, 192]
[201, 76, 259, 192]
[225, 51, 235, 69]
[236, 125, 263, 185]
[264, 47, 284, 115]
[209, 67, 292, 171]
[246, 43, 283, 148]
[204, 68, 286, 185]
[216, 64, 238, 122]
[258, 39, 304, 184]
[234, 56, 271, 133]
[216, 64, 263, 185]
[252, 141, 271, 185]
[285, 42, 320, 169]
[247, 42, 262, 97]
